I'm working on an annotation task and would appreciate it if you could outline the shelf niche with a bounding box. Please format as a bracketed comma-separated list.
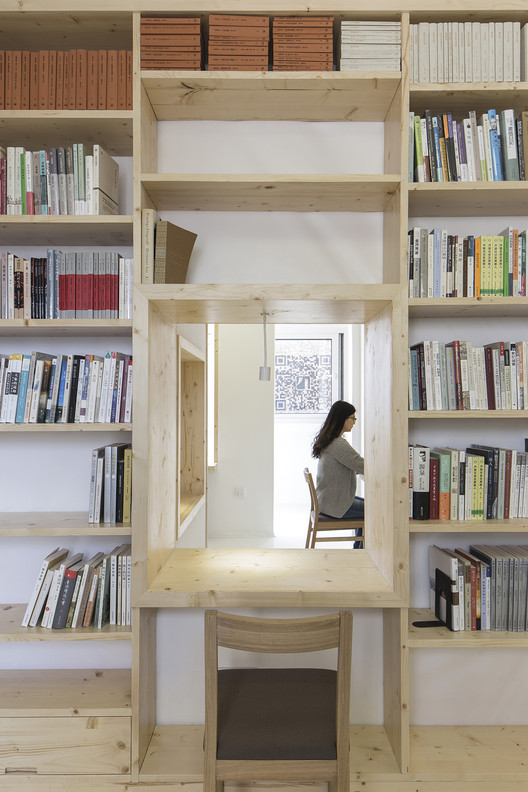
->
[133, 284, 408, 607]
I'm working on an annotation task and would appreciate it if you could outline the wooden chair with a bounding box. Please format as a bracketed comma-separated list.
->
[204, 609, 353, 792]
[304, 467, 364, 549]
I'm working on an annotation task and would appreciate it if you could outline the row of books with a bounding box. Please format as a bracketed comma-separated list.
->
[210, 14, 269, 72]
[0, 49, 132, 111]
[141, 211, 197, 284]
[429, 544, 528, 632]
[140, 16, 203, 71]
[0, 350, 132, 425]
[1, 250, 132, 320]
[409, 339, 528, 412]
[411, 108, 528, 183]
[89, 443, 132, 525]
[410, 21, 527, 83]
[408, 227, 527, 299]
[0, 143, 119, 216]
[340, 20, 401, 73]
[21, 544, 132, 630]
[272, 16, 333, 73]
[411, 443, 528, 522]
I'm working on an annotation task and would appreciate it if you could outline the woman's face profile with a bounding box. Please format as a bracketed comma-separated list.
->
[341, 413, 356, 434]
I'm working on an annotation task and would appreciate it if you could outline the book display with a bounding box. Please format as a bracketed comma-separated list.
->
[1, 3, 528, 791]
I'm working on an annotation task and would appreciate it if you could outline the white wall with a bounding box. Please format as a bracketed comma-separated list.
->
[207, 323, 274, 538]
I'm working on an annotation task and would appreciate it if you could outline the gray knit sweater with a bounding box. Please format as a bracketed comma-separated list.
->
[315, 437, 364, 518]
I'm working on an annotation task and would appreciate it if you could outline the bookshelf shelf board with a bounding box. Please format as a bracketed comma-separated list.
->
[0, 604, 132, 641]
[139, 724, 402, 783]
[141, 173, 400, 212]
[409, 297, 528, 318]
[0, 423, 132, 432]
[0, 511, 131, 536]
[0, 112, 133, 156]
[0, 669, 131, 717]
[0, 319, 132, 337]
[408, 182, 528, 217]
[140, 283, 400, 324]
[142, 71, 401, 122]
[180, 489, 205, 533]
[409, 518, 528, 533]
[410, 82, 528, 116]
[0, 215, 134, 246]
[408, 609, 528, 647]
[410, 725, 528, 779]
[409, 410, 528, 419]
[138, 548, 404, 608]
[0, 10, 131, 49]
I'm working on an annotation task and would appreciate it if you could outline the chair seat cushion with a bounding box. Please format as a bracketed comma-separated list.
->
[216, 667, 337, 760]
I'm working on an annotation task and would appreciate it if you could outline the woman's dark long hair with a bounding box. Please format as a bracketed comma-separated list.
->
[312, 400, 356, 458]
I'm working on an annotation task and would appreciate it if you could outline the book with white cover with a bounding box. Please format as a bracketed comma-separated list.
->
[92, 145, 119, 205]
[21, 547, 69, 626]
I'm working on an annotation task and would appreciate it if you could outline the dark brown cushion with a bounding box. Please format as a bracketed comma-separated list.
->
[216, 668, 337, 760]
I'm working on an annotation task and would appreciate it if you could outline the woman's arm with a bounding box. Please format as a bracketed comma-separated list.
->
[330, 438, 364, 474]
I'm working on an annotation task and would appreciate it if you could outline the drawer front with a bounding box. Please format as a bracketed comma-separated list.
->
[0, 716, 130, 775]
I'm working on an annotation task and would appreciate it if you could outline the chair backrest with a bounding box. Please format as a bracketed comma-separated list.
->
[303, 466, 319, 519]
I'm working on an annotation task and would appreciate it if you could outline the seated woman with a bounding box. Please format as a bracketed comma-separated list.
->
[312, 400, 364, 544]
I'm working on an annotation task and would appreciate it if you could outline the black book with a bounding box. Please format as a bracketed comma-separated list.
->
[67, 354, 84, 423]
[51, 556, 84, 629]
[467, 445, 497, 520]
[116, 456, 125, 523]
[424, 109, 438, 182]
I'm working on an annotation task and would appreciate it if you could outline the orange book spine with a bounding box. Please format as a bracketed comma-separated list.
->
[11, 50, 21, 109]
[82, 569, 100, 627]
[86, 50, 98, 109]
[62, 49, 69, 109]
[68, 49, 76, 109]
[106, 49, 118, 110]
[438, 491, 450, 520]
[55, 51, 64, 109]
[38, 50, 49, 110]
[29, 51, 39, 109]
[48, 49, 57, 110]
[97, 49, 107, 109]
[76, 48, 87, 109]
[126, 50, 132, 109]
[117, 49, 127, 109]
[20, 51, 30, 109]
[5, 51, 12, 109]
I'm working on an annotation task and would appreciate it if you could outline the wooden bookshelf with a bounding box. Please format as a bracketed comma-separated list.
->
[0, 319, 132, 337]
[0, 215, 133, 246]
[0, 604, 132, 640]
[409, 296, 528, 318]
[408, 181, 528, 216]
[408, 608, 528, 646]
[409, 410, 528, 418]
[0, 512, 131, 536]
[0, 423, 132, 432]
[409, 517, 528, 533]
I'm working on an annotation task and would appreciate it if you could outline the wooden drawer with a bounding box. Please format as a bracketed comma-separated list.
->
[0, 716, 130, 775]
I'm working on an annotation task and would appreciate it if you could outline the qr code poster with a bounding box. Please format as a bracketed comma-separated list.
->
[274, 338, 333, 414]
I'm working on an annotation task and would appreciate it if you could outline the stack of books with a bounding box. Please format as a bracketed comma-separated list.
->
[21, 543, 132, 630]
[272, 16, 334, 71]
[0, 49, 132, 110]
[409, 339, 528, 412]
[340, 20, 401, 72]
[0, 349, 133, 425]
[208, 14, 269, 71]
[140, 17, 202, 71]
[89, 443, 133, 525]
[410, 444, 528, 523]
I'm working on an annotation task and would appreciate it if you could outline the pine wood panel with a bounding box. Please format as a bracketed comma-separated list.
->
[0, 320, 132, 337]
[409, 410, 528, 418]
[411, 83, 528, 116]
[0, 216, 133, 246]
[141, 284, 400, 324]
[0, 604, 132, 640]
[142, 72, 401, 122]
[140, 547, 405, 607]
[408, 608, 528, 646]
[0, 511, 131, 536]
[0, 113, 133, 156]
[0, 11, 131, 49]
[409, 182, 528, 217]
[179, 338, 206, 537]
[0, 423, 132, 432]
[0, 716, 131, 775]
[409, 517, 528, 533]
[0, 669, 131, 716]
[141, 174, 400, 212]
[409, 297, 528, 318]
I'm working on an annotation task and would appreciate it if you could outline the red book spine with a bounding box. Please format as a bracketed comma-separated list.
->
[429, 456, 439, 519]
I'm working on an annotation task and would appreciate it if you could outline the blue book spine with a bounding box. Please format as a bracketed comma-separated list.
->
[431, 115, 443, 182]
[44, 359, 56, 423]
[39, 150, 48, 215]
[15, 355, 31, 423]
[488, 109, 503, 181]
[55, 358, 68, 422]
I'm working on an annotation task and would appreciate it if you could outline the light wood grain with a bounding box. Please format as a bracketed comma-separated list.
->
[411, 82, 528, 116]
[409, 297, 528, 318]
[409, 517, 528, 533]
[409, 409, 528, 418]
[0, 669, 131, 716]
[409, 182, 528, 217]
[0, 319, 132, 337]
[0, 423, 132, 432]
[143, 72, 401, 122]
[0, 216, 133, 246]
[0, 112, 132, 155]
[0, 511, 131, 536]
[178, 337, 206, 538]
[408, 608, 528, 647]
[0, 605, 132, 641]
[141, 174, 400, 212]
